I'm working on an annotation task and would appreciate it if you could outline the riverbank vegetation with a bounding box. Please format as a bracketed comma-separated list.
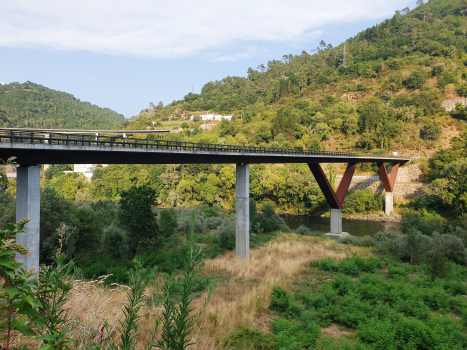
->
[5, 217, 467, 349]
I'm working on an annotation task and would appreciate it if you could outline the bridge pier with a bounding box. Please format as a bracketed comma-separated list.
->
[378, 163, 400, 216]
[236, 163, 249, 259]
[385, 192, 394, 216]
[308, 163, 356, 239]
[16, 165, 41, 271]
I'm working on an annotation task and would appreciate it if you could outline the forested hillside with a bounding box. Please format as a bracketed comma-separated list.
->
[129, 0, 467, 157]
[0, 82, 125, 129]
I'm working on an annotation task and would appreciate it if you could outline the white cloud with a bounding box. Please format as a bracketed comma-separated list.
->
[0, 0, 412, 60]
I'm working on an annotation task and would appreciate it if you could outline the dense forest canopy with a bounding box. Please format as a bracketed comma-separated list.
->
[0, 82, 125, 129]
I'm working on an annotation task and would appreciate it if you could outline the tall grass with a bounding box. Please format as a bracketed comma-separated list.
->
[55, 234, 354, 349]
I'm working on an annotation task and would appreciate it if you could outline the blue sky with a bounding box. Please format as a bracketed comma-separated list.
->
[1, 0, 416, 119]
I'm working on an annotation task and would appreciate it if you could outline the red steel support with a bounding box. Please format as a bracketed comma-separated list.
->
[377, 163, 400, 193]
[308, 163, 357, 209]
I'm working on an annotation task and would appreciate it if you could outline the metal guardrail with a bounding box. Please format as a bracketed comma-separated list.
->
[0, 129, 402, 159]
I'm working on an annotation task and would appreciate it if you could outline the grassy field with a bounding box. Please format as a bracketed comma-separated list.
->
[9, 231, 466, 349]
[37, 234, 360, 350]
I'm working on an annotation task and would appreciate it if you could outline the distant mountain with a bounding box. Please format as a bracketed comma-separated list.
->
[0, 82, 125, 129]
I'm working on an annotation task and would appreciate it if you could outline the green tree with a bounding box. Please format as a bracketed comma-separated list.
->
[40, 188, 76, 263]
[199, 174, 221, 205]
[461, 0, 467, 17]
[429, 158, 467, 216]
[118, 185, 159, 256]
[102, 226, 128, 259]
[403, 70, 427, 89]
[159, 208, 178, 238]
[420, 124, 441, 141]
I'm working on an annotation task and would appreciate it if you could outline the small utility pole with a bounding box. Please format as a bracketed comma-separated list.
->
[419, 144, 420, 158]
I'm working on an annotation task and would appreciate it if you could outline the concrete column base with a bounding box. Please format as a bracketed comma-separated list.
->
[236, 164, 249, 259]
[385, 192, 393, 216]
[16, 165, 41, 271]
[323, 209, 349, 239]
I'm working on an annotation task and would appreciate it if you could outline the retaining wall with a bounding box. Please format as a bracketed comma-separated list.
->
[334, 163, 425, 199]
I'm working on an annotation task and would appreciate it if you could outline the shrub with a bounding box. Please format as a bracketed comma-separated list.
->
[296, 224, 311, 236]
[400, 212, 443, 236]
[158, 208, 178, 238]
[425, 249, 451, 281]
[343, 189, 383, 214]
[339, 259, 361, 277]
[101, 226, 128, 259]
[420, 124, 442, 141]
[337, 235, 360, 246]
[225, 326, 277, 350]
[428, 233, 465, 262]
[320, 258, 339, 272]
[286, 299, 305, 319]
[253, 202, 291, 234]
[332, 275, 354, 296]
[178, 209, 206, 234]
[273, 318, 321, 349]
[374, 230, 402, 256]
[403, 69, 427, 89]
[270, 286, 290, 313]
[205, 216, 223, 230]
[359, 235, 375, 247]
[218, 221, 236, 250]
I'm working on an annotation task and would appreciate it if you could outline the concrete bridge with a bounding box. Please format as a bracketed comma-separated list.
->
[0, 129, 410, 270]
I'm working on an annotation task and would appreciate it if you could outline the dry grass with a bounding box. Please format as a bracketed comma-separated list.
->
[12, 234, 365, 350]
[321, 324, 356, 339]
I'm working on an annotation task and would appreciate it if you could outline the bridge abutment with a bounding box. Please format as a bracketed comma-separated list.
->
[236, 163, 249, 259]
[16, 165, 41, 271]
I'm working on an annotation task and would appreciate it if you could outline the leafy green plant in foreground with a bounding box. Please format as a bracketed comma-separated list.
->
[0, 219, 43, 350]
[35, 252, 79, 350]
[156, 209, 212, 350]
[109, 257, 159, 350]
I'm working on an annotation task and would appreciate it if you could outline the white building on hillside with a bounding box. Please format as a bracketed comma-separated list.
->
[65, 164, 108, 181]
[190, 114, 232, 121]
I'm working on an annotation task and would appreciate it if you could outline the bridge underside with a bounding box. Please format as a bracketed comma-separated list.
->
[0, 134, 409, 268]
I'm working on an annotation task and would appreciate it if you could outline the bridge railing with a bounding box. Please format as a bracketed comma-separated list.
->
[0, 129, 401, 158]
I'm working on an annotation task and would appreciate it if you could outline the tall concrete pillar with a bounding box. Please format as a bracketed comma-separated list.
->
[236, 164, 249, 259]
[324, 209, 349, 239]
[385, 192, 394, 216]
[16, 165, 41, 271]
[330, 209, 342, 234]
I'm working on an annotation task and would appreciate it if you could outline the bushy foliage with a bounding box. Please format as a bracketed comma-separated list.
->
[337, 235, 360, 246]
[296, 225, 311, 236]
[301, 256, 467, 349]
[403, 70, 427, 89]
[343, 189, 383, 214]
[225, 326, 277, 350]
[158, 208, 178, 238]
[375, 225, 466, 265]
[118, 185, 159, 256]
[101, 226, 128, 259]
[218, 221, 236, 250]
[420, 123, 442, 141]
[359, 235, 375, 247]
[400, 211, 443, 236]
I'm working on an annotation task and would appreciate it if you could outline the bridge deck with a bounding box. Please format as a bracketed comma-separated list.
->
[0, 129, 410, 165]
